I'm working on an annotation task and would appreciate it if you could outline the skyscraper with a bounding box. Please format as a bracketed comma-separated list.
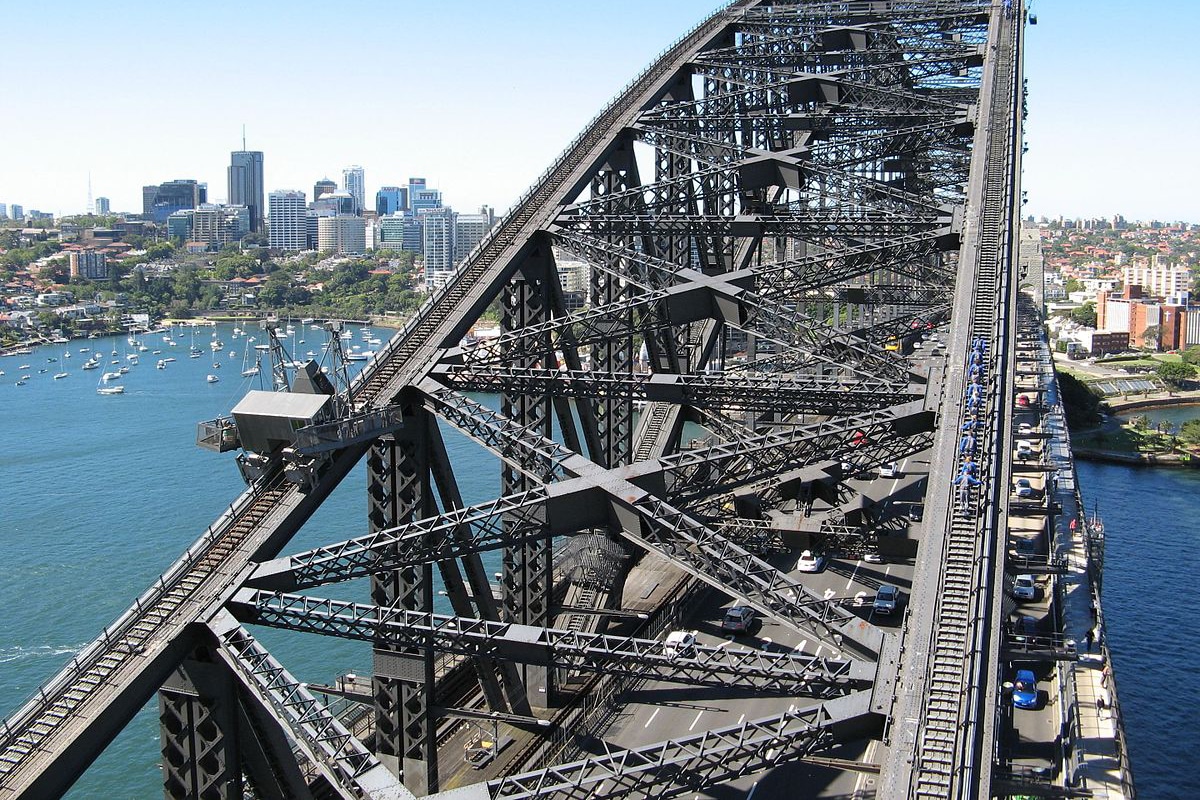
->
[313, 178, 337, 201]
[375, 186, 406, 216]
[143, 180, 206, 223]
[317, 215, 367, 255]
[9, 205, 23, 221]
[342, 165, 365, 215]
[268, 190, 307, 252]
[228, 150, 265, 233]
[95, 197, 110, 215]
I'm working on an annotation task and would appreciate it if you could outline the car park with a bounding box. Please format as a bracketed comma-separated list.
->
[1012, 669, 1039, 709]
[797, 549, 827, 573]
[874, 585, 900, 615]
[721, 606, 757, 634]
[1012, 574, 1036, 600]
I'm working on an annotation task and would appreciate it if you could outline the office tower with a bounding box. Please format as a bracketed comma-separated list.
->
[317, 214, 367, 255]
[0, 203, 6, 219]
[142, 180, 205, 223]
[455, 207, 495, 262]
[268, 190, 307, 251]
[228, 150, 265, 232]
[167, 210, 193, 241]
[95, 197, 110, 215]
[313, 178, 337, 202]
[10, 204, 23, 221]
[375, 186, 406, 216]
[312, 190, 356, 216]
[342, 165, 365, 214]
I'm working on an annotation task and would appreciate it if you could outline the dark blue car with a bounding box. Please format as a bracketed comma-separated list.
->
[1012, 669, 1038, 709]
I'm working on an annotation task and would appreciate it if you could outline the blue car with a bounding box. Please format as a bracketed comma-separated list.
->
[1012, 669, 1038, 709]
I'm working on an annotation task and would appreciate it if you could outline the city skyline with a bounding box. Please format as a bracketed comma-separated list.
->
[1, 1, 1197, 222]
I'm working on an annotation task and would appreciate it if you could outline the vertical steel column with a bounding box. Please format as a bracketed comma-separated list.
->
[589, 139, 639, 468]
[159, 656, 241, 800]
[500, 267, 554, 707]
[368, 413, 438, 794]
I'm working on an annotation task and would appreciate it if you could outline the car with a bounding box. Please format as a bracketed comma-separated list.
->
[863, 551, 884, 564]
[879, 462, 900, 479]
[663, 630, 696, 658]
[1012, 615, 1038, 643]
[1013, 478, 1034, 498]
[721, 606, 758, 634]
[1012, 574, 1037, 600]
[1018, 422, 1035, 436]
[1012, 669, 1039, 709]
[797, 549, 827, 573]
[874, 585, 900, 615]
[1016, 440, 1035, 458]
[908, 504, 924, 522]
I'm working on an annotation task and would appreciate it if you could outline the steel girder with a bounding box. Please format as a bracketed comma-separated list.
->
[209, 613, 413, 800]
[227, 590, 872, 698]
[0, 2, 1013, 799]
[485, 692, 878, 800]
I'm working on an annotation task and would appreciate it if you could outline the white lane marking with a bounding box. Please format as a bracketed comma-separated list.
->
[644, 707, 660, 729]
[845, 562, 860, 590]
[823, 587, 836, 600]
[737, 713, 746, 725]
[788, 704, 796, 713]
[715, 639, 731, 649]
[885, 565, 893, 577]
[689, 709, 704, 731]
[746, 781, 761, 800]
[815, 645, 823, 657]
[795, 640, 808, 652]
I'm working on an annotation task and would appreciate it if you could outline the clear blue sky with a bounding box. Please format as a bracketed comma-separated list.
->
[1, 1, 1196, 223]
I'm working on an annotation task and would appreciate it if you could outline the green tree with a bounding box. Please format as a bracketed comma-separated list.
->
[1056, 370, 1102, 430]
[1179, 419, 1200, 445]
[1180, 345, 1200, 366]
[1063, 277, 1084, 294]
[1140, 324, 1161, 349]
[1156, 360, 1196, 388]
[1069, 302, 1097, 328]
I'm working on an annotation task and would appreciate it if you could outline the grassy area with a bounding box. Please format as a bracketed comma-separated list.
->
[1073, 422, 1183, 455]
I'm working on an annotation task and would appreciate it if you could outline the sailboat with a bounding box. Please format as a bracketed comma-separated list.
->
[97, 373, 124, 394]
[240, 349, 261, 378]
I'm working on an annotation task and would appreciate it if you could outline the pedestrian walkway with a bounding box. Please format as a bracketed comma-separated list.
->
[1041, 344, 1134, 799]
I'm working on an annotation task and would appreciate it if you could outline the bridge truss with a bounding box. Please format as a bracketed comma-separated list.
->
[0, 1, 1024, 798]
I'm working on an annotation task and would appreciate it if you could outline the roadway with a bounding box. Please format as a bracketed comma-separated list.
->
[591, 453, 931, 799]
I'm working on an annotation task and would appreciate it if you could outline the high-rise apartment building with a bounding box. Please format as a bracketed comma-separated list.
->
[313, 178, 337, 201]
[177, 204, 250, 250]
[268, 190, 307, 252]
[9, 205, 23, 221]
[317, 214, 367, 255]
[375, 186, 406, 216]
[0, 203, 7, 219]
[228, 151, 265, 232]
[94, 197, 110, 215]
[422, 207, 457, 289]
[68, 250, 109, 280]
[342, 166, 365, 214]
[142, 180, 205, 223]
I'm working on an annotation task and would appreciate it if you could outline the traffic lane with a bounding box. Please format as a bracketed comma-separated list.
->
[606, 687, 872, 799]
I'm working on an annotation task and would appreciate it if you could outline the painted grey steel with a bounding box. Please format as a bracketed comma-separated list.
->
[0, 2, 1037, 798]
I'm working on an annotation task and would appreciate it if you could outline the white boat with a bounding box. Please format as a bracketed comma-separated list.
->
[82, 359, 99, 370]
[17, 364, 30, 370]
[254, 344, 271, 352]
[102, 371, 122, 381]
[152, 349, 162, 355]
[189, 352, 202, 359]
[345, 352, 369, 361]
[157, 360, 167, 369]
[63, 352, 71, 359]
[163, 357, 176, 363]
[54, 372, 69, 380]
[126, 354, 139, 364]
[97, 385, 124, 395]
[206, 374, 220, 383]
[118, 366, 130, 374]
[14, 380, 25, 386]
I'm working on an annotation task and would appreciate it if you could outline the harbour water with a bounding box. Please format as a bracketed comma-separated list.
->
[0, 325, 1187, 796]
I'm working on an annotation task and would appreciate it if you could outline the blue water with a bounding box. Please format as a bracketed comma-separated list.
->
[0, 323, 502, 797]
[1075, 460, 1199, 799]
[0, 326, 1188, 796]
